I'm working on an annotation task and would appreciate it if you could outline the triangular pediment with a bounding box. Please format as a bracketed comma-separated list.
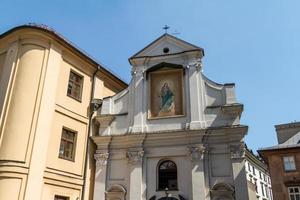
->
[130, 34, 203, 59]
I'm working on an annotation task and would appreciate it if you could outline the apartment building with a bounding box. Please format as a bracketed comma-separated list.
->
[0, 24, 127, 200]
[245, 147, 273, 200]
[259, 122, 300, 200]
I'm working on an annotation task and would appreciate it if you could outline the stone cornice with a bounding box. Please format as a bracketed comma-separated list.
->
[92, 125, 247, 150]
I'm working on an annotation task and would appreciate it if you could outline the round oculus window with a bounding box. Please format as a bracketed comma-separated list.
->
[163, 47, 170, 53]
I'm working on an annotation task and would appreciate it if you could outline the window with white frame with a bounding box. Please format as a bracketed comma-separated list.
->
[283, 156, 296, 171]
[288, 186, 300, 200]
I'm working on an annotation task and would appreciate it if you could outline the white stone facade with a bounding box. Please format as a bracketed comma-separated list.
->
[245, 149, 273, 200]
[92, 34, 249, 200]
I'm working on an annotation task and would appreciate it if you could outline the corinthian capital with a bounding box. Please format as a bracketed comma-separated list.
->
[94, 152, 109, 167]
[230, 143, 245, 159]
[126, 150, 144, 165]
[188, 145, 206, 161]
[188, 59, 203, 71]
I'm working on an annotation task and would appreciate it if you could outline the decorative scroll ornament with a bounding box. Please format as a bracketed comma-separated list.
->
[188, 145, 206, 161]
[187, 59, 203, 71]
[94, 152, 109, 167]
[126, 150, 144, 165]
[230, 143, 245, 159]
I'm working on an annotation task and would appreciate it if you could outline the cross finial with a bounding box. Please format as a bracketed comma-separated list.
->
[163, 25, 170, 33]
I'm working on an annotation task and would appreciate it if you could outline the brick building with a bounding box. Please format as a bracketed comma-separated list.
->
[259, 122, 300, 200]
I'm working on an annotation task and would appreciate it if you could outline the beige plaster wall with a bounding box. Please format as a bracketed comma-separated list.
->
[0, 51, 7, 128]
[0, 27, 124, 200]
[42, 183, 81, 200]
[0, 44, 46, 162]
[46, 111, 87, 176]
[0, 177, 22, 200]
[55, 57, 93, 118]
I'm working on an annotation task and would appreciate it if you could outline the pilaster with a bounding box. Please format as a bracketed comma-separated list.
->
[187, 59, 205, 129]
[131, 67, 145, 133]
[230, 143, 249, 200]
[188, 145, 207, 200]
[93, 151, 109, 200]
[127, 149, 144, 200]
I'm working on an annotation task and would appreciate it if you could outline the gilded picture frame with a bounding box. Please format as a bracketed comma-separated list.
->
[148, 68, 185, 119]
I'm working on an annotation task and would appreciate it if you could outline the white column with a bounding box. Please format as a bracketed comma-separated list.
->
[127, 149, 144, 200]
[188, 145, 207, 200]
[93, 151, 109, 200]
[230, 143, 249, 200]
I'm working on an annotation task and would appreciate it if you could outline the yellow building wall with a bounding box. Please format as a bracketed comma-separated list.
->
[0, 27, 125, 200]
[0, 44, 46, 162]
[46, 111, 87, 176]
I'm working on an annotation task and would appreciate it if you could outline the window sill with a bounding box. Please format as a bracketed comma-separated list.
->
[67, 94, 82, 103]
[58, 156, 75, 162]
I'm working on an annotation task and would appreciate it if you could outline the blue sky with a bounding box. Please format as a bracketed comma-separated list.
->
[1, 0, 300, 151]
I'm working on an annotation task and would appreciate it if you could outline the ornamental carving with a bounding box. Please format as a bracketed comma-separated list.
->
[94, 152, 109, 167]
[126, 150, 144, 165]
[230, 143, 245, 159]
[188, 145, 206, 161]
[188, 59, 203, 71]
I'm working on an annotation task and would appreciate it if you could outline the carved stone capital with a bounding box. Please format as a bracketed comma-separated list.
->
[188, 145, 205, 161]
[187, 59, 203, 71]
[230, 143, 245, 159]
[94, 152, 109, 167]
[131, 67, 145, 76]
[126, 150, 144, 165]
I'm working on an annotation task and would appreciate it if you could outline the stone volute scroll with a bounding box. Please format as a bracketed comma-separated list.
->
[187, 145, 206, 161]
[126, 150, 144, 165]
[94, 152, 109, 167]
[187, 59, 203, 71]
[230, 143, 245, 159]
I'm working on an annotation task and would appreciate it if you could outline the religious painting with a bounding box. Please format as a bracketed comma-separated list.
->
[148, 68, 184, 119]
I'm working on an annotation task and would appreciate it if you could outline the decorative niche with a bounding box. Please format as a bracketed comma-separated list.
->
[147, 63, 185, 119]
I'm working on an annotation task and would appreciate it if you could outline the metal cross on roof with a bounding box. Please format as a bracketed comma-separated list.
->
[163, 25, 170, 33]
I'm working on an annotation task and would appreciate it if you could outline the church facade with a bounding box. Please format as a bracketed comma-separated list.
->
[92, 34, 249, 200]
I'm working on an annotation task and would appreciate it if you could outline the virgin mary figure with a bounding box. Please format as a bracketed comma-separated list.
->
[158, 82, 175, 116]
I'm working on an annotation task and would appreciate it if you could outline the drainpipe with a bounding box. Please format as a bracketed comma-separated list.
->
[81, 66, 99, 200]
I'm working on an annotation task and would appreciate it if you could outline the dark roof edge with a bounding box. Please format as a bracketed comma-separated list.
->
[275, 121, 300, 130]
[0, 23, 128, 87]
[129, 33, 204, 60]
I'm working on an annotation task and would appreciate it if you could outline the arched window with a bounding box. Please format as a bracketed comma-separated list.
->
[158, 160, 178, 190]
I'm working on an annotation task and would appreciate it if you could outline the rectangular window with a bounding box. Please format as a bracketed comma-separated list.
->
[54, 195, 69, 200]
[261, 182, 265, 196]
[252, 166, 256, 175]
[248, 163, 251, 172]
[254, 180, 258, 193]
[283, 156, 296, 171]
[67, 70, 83, 101]
[288, 186, 300, 200]
[248, 164, 251, 171]
[265, 185, 269, 198]
[59, 128, 77, 161]
[259, 171, 262, 179]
